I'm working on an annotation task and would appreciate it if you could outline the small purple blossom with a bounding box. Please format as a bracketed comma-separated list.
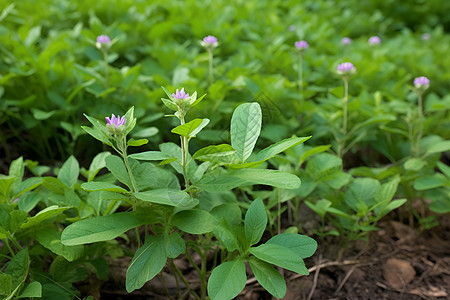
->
[369, 36, 381, 45]
[172, 88, 189, 100]
[288, 25, 296, 31]
[203, 35, 218, 44]
[337, 62, 356, 74]
[414, 76, 430, 88]
[341, 37, 352, 45]
[295, 40, 309, 50]
[13, 197, 19, 203]
[97, 35, 111, 45]
[105, 114, 126, 129]
[421, 33, 430, 41]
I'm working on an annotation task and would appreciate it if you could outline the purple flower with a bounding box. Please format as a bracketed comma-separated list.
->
[106, 114, 126, 129]
[172, 88, 189, 100]
[295, 40, 309, 50]
[337, 62, 356, 74]
[341, 37, 352, 45]
[13, 197, 19, 203]
[288, 25, 296, 31]
[203, 35, 218, 44]
[97, 35, 111, 44]
[421, 33, 430, 41]
[414, 76, 430, 88]
[369, 36, 381, 45]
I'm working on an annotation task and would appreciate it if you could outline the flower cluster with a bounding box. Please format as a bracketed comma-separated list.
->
[172, 88, 190, 100]
[414, 76, 430, 90]
[295, 40, 309, 50]
[369, 36, 381, 45]
[341, 37, 352, 45]
[106, 114, 126, 134]
[96, 34, 111, 50]
[337, 62, 356, 75]
[201, 35, 219, 48]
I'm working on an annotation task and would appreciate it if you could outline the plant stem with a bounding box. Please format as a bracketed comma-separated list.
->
[342, 76, 349, 134]
[277, 188, 282, 234]
[169, 259, 200, 300]
[207, 48, 214, 85]
[415, 92, 424, 156]
[4, 237, 15, 257]
[119, 137, 138, 193]
[298, 53, 304, 101]
[102, 49, 109, 88]
[179, 116, 190, 189]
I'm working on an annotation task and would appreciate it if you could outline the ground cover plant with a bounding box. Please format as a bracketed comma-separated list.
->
[1, 0, 449, 299]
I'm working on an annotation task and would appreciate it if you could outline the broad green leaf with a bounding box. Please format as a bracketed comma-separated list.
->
[345, 178, 380, 213]
[88, 152, 111, 181]
[171, 118, 210, 138]
[437, 161, 450, 178]
[127, 138, 149, 147]
[105, 155, 132, 189]
[249, 258, 286, 299]
[172, 210, 216, 234]
[250, 244, 308, 275]
[5, 249, 29, 299]
[134, 189, 191, 207]
[20, 206, 69, 230]
[165, 232, 186, 258]
[36, 228, 84, 261]
[298, 145, 332, 166]
[61, 212, 146, 245]
[305, 199, 332, 218]
[17, 281, 42, 298]
[207, 260, 246, 300]
[161, 97, 178, 111]
[42, 177, 66, 194]
[81, 182, 128, 193]
[9, 157, 24, 184]
[0, 176, 15, 201]
[122, 106, 137, 137]
[372, 176, 401, 215]
[31, 108, 55, 120]
[57, 156, 79, 188]
[126, 236, 167, 292]
[193, 144, 236, 161]
[129, 151, 173, 161]
[426, 140, 450, 155]
[404, 158, 426, 171]
[17, 192, 42, 213]
[231, 102, 262, 163]
[0, 273, 12, 295]
[255, 136, 311, 162]
[197, 169, 301, 191]
[266, 233, 317, 258]
[244, 198, 267, 246]
[81, 125, 112, 147]
[12, 177, 42, 198]
[414, 174, 449, 190]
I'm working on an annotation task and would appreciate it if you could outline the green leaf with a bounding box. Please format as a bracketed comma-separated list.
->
[134, 189, 191, 207]
[171, 118, 210, 138]
[81, 182, 128, 193]
[126, 236, 167, 292]
[61, 212, 146, 245]
[129, 151, 173, 161]
[255, 136, 311, 162]
[105, 155, 132, 189]
[36, 228, 84, 261]
[88, 152, 111, 181]
[305, 199, 331, 218]
[437, 161, 450, 179]
[249, 244, 308, 275]
[231, 102, 262, 163]
[81, 125, 112, 147]
[414, 174, 449, 190]
[161, 97, 178, 111]
[17, 281, 42, 298]
[207, 260, 246, 300]
[57, 156, 79, 188]
[266, 233, 317, 258]
[9, 157, 24, 183]
[193, 144, 236, 161]
[244, 198, 267, 246]
[20, 206, 69, 230]
[0, 273, 12, 295]
[42, 177, 66, 194]
[12, 177, 43, 198]
[404, 158, 426, 171]
[31, 108, 55, 120]
[197, 169, 301, 191]
[5, 249, 30, 298]
[426, 140, 450, 155]
[165, 232, 186, 259]
[345, 178, 381, 213]
[298, 145, 331, 166]
[172, 210, 216, 234]
[249, 258, 286, 299]
[127, 138, 148, 147]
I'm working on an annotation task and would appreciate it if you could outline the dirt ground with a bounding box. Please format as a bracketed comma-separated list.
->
[90, 208, 449, 300]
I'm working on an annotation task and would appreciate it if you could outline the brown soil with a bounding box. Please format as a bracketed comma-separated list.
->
[83, 211, 450, 300]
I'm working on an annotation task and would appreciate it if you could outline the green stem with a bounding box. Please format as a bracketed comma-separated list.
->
[4, 237, 15, 257]
[102, 49, 109, 88]
[277, 188, 282, 234]
[179, 116, 190, 189]
[119, 137, 138, 193]
[342, 76, 349, 134]
[415, 92, 424, 156]
[207, 48, 214, 85]
[6, 232, 22, 251]
[298, 53, 304, 101]
[169, 259, 200, 300]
